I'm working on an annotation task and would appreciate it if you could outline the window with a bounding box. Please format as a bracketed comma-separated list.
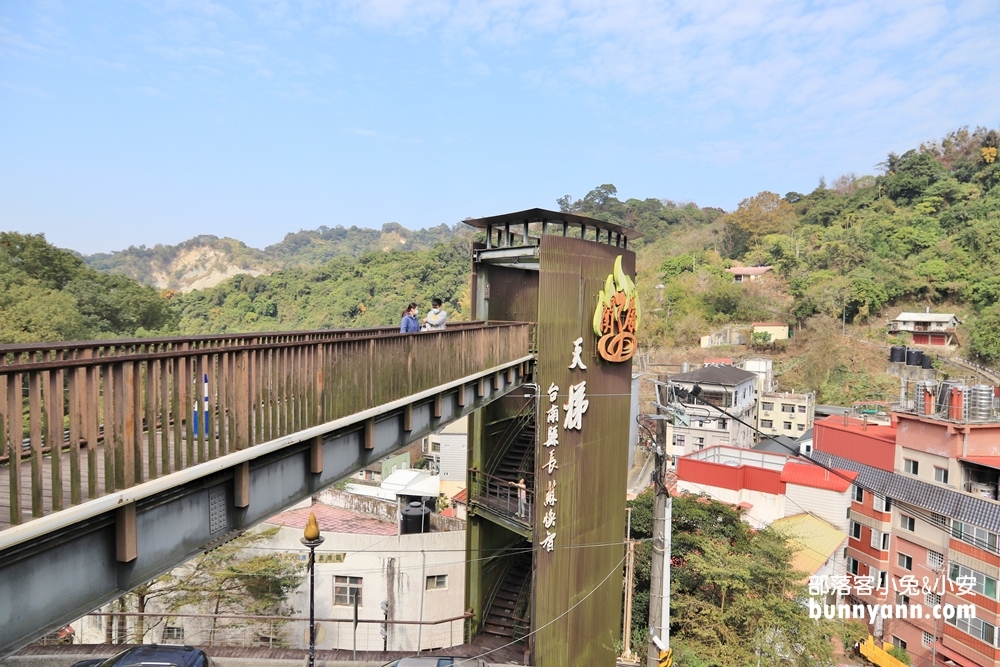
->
[426, 574, 448, 590]
[673, 434, 686, 450]
[717, 419, 728, 430]
[898, 553, 913, 570]
[334, 576, 363, 606]
[695, 437, 705, 445]
[949, 563, 999, 600]
[934, 467, 949, 484]
[781, 404, 795, 413]
[850, 521, 862, 540]
[847, 556, 859, 575]
[904, 459, 919, 475]
[953, 521, 1000, 555]
[900, 514, 915, 532]
[875, 569, 888, 589]
[928, 550, 944, 569]
[892, 636, 907, 650]
[874, 496, 892, 512]
[853, 485, 864, 502]
[922, 631, 934, 648]
[797, 423, 805, 431]
[761, 419, 773, 429]
[948, 614, 998, 647]
[895, 592, 909, 606]
[696, 419, 705, 428]
[783, 421, 792, 430]
[871, 529, 889, 551]
[162, 626, 184, 641]
[797, 404, 807, 413]
[926, 592, 941, 607]
[761, 402, 774, 411]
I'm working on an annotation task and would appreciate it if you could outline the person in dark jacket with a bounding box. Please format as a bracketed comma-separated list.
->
[400, 303, 420, 333]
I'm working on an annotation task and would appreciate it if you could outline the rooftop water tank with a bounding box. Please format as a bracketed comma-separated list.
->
[400, 501, 431, 535]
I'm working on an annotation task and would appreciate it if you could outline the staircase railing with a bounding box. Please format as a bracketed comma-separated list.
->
[481, 542, 526, 632]
[469, 469, 534, 524]
[483, 396, 536, 478]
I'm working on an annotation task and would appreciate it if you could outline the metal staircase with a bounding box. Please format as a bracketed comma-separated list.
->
[482, 549, 533, 639]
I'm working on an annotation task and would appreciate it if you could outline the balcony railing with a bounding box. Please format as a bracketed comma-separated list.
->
[468, 469, 533, 525]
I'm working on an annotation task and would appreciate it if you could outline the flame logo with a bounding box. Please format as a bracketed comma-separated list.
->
[593, 255, 641, 362]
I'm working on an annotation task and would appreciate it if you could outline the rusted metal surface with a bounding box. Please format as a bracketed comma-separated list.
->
[482, 265, 539, 323]
[531, 235, 634, 667]
[0, 322, 531, 530]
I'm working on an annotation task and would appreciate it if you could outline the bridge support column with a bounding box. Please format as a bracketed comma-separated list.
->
[310, 436, 323, 474]
[363, 417, 375, 450]
[234, 462, 250, 508]
[115, 503, 136, 563]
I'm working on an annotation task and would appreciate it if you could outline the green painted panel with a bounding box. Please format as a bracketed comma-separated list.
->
[532, 236, 634, 667]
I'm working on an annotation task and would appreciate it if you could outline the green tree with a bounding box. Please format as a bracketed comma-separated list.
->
[159, 527, 304, 642]
[969, 305, 1000, 363]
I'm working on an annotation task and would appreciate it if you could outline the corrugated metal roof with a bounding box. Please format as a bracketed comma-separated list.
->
[671, 364, 758, 386]
[461, 207, 643, 239]
[780, 460, 857, 491]
[809, 451, 1000, 534]
[771, 513, 847, 577]
[726, 266, 773, 275]
[894, 312, 958, 322]
[959, 457, 1000, 470]
[752, 436, 799, 454]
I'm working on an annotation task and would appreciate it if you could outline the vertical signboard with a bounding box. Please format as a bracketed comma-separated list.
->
[532, 235, 635, 666]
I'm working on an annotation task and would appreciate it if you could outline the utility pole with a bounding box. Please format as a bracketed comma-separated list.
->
[622, 507, 635, 662]
[646, 433, 672, 667]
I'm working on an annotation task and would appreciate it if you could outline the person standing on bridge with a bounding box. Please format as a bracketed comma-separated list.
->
[424, 298, 448, 330]
[400, 303, 420, 333]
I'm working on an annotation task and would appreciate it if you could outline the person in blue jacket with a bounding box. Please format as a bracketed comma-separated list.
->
[400, 302, 420, 333]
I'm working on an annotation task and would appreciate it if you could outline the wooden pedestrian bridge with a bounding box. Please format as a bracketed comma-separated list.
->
[0, 320, 534, 655]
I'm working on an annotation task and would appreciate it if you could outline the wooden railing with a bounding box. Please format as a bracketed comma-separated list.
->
[0, 322, 532, 526]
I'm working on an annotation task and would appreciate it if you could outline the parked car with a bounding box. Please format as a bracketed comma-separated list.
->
[70, 645, 213, 667]
[379, 658, 487, 667]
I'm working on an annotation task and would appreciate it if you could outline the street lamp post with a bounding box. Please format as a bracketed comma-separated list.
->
[301, 512, 325, 667]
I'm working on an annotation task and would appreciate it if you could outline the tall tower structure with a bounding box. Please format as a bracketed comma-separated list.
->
[462, 209, 641, 666]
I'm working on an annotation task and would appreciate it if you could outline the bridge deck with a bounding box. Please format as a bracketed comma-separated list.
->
[0, 322, 534, 655]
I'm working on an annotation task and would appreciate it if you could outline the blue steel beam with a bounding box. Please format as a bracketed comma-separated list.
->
[0, 354, 533, 656]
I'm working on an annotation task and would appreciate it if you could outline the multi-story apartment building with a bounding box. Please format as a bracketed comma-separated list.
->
[667, 364, 758, 455]
[812, 405, 1000, 667]
[757, 390, 816, 438]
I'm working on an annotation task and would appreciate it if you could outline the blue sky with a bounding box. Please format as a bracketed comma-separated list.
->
[2, 0, 999, 254]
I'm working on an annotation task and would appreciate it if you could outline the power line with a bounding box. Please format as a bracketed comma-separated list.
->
[657, 382, 1000, 556]
[465, 553, 628, 663]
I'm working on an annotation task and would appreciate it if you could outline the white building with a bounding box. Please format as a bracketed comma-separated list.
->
[757, 391, 816, 438]
[424, 416, 469, 501]
[668, 364, 758, 454]
[889, 311, 960, 347]
[263, 502, 468, 652]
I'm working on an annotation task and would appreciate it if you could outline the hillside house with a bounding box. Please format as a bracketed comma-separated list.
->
[725, 265, 773, 283]
[667, 364, 758, 453]
[890, 311, 960, 347]
[752, 322, 790, 342]
[757, 390, 816, 438]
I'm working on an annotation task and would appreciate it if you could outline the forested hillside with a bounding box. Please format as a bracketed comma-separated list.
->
[173, 239, 474, 334]
[7, 126, 1000, 371]
[565, 127, 1000, 362]
[85, 222, 466, 292]
[0, 232, 176, 342]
